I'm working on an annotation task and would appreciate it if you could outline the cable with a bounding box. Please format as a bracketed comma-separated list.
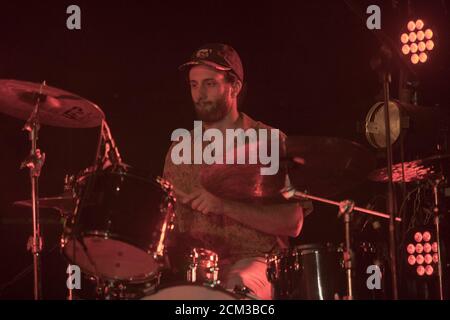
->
[0, 244, 59, 296]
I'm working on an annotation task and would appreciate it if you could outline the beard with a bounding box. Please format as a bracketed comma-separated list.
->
[194, 94, 231, 123]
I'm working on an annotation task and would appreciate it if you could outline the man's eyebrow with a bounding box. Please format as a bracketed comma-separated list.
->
[189, 78, 217, 83]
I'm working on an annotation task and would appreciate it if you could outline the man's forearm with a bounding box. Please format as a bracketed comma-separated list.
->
[221, 200, 303, 237]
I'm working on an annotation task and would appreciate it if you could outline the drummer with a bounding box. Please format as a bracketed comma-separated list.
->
[163, 43, 305, 299]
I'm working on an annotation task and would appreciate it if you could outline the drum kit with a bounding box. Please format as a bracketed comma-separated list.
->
[1, 79, 448, 300]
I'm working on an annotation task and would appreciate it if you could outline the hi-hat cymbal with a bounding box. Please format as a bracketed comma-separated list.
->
[200, 136, 376, 199]
[0, 80, 104, 128]
[368, 154, 450, 183]
[13, 195, 75, 214]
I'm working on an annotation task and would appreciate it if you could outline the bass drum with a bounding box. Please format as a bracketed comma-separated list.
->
[61, 166, 175, 282]
[142, 283, 256, 300]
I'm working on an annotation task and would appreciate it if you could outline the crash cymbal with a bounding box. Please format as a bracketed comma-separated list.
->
[368, 154, 450, 183]
[200, 136, 376, 199]
[0, 79, 104, 128]
[284, 136, 377, 197]
[13, 195, 75, 214]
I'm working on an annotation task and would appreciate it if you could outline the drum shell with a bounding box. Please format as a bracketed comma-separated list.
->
[62, 168, 173, 282]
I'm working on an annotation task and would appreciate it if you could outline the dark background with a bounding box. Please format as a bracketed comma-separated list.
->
[0, 0, 448, 299]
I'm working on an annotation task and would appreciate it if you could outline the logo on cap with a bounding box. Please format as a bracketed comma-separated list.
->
[195, 49, 212, 59]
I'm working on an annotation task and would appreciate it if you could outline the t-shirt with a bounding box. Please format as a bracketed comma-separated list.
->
[162, 112, 288, 263]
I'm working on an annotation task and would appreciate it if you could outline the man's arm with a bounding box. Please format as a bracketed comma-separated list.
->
[176, 187, 303, 238]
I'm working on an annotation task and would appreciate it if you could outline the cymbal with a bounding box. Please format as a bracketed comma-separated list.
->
[201, 163, 288, 202]
[368, 154, 450, 183]
[200, 136, 376, 199]
[0, 80, 104, 128]
[285, 136, 377, 197]
[13, 195, 75, 214]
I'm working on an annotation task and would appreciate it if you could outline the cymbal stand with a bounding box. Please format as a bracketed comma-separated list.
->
[20, 81, 47, 300]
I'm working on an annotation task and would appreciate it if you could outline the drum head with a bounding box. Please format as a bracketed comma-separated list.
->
[142, 284, 239, 300]
[63, 236, 158, 281]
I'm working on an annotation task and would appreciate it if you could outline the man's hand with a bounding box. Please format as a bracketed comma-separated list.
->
[174, 186, 224, 215]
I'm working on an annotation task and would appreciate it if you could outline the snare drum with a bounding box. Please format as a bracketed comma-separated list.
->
[61, 166, 175, 282]
[186, 248, 220, 286]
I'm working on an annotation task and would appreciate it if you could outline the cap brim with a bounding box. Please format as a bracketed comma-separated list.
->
[178, 59, 232, 72]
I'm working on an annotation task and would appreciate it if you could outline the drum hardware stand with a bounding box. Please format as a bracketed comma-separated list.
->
[19, 81, 47, 300]
[431, 176, 445, 300]
[338, 200, 355, 300]
[281, 187, 402, 300]
[100, 119, 123, 169]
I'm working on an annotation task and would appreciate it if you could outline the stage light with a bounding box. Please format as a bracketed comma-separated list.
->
[406, 228, 438, 277]
[419, 52, 428, 63]
[401, 20, 435, 64]
[402, 44, 410, 55]
[401, 33, 409, 44]
[414, 232, 423, 242]
[416, 243, 424, 254]
[433, 253, 439, 263]
[416, 254, 425, 265]
[418, 41, 426, 52]
[425, 265, 434, 276]
[417, 31, 425, 41]
[432, 242, 438, 253]
[417, 265, 425, 276]
[407, 21, 416, 32]
[415, 19, 424, 30]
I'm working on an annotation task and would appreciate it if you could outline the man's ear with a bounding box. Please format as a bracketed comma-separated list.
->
[231, 80, 242, 98]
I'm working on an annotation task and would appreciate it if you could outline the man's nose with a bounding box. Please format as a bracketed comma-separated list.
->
[199, 85, 207, 99]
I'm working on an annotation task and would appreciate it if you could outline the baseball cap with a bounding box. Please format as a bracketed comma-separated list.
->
[179, 43, 244, 82]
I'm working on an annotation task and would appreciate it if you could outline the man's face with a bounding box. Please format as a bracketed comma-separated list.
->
[189, 65, 234, 123]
